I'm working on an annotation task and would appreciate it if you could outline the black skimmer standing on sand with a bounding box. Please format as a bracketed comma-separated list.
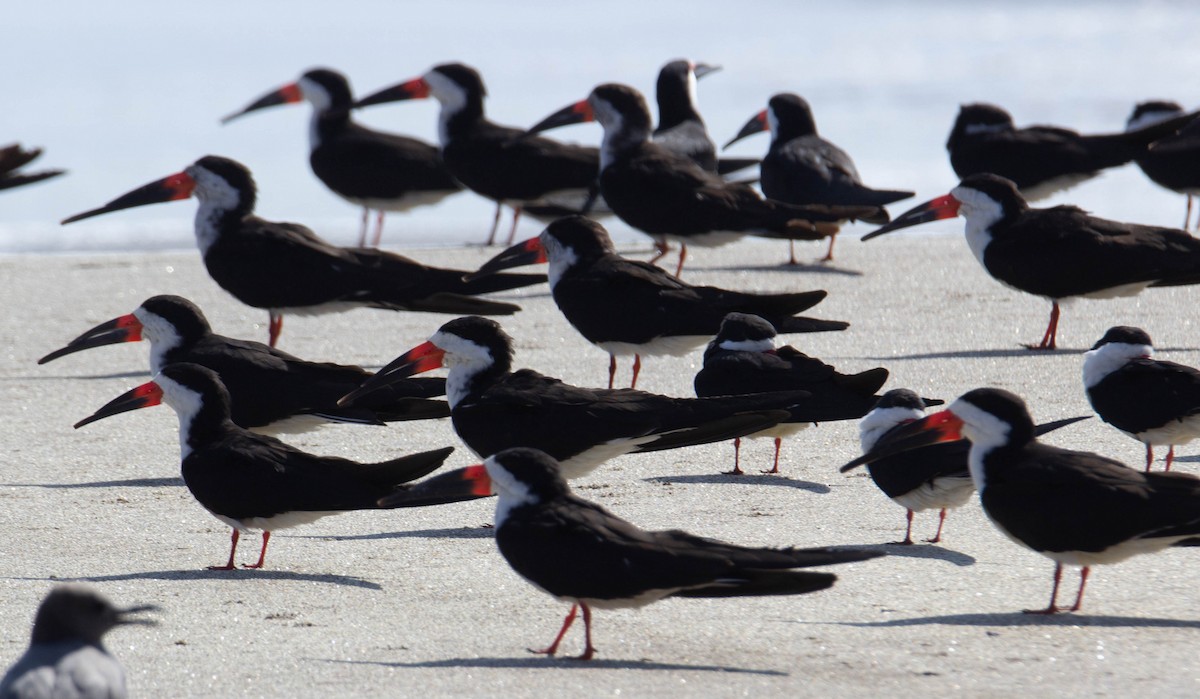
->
[75, 363, 455, 570]
[469, 217, 848, 389]
[695, 312, 888, 475]
[526, 83, 887, 275]
[38, 295, 449, 433]
[1126, 100, 1200, 230]
[0, 143, 65, 192]
[0, 585, 156, 699]
[724, 92, 913, 263]
[340, 316, 864, 479]
[863, 173, 1200, 350]
[222, 67, 463, 247]
[652, 59, 758, 177]
[60, 156, 545, 347]
[843, 387, 1200, 614]
[354, 62, 604, 246]
[945, 102, 1197, 201]
[1084, 325, 1200, 471]
[380, 447, 884, 660]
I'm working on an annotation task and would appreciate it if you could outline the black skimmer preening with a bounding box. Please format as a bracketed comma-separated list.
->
[843, 387, 1200, 614]
[863, 173, 1200, 350]
[340, 315, 858, 479]
[695, 312, 888, 475]
[470, 217, 848, 389]
[380, 447, 884, 660]
[725, 92, 913, 263]
[354, 62, 604, 245]
[1126, 100, 1200, 230]
[1084, 325, 1200, 471]
[39, 295, 449, 434]
[526, 83, 887, 276]
[0, 143, 65, 192]
[0, 585, 157, 699]
[75, 363, 454, 570]
[222, 67, 463, 247]
[651, 59, 758, 177]
[945, 102, 1197, 201]
[60, 156, 545, 347]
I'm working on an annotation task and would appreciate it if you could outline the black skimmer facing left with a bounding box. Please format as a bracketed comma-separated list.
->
[380, 447, 884, 660]
[75, 363, 454, 570]
[526, 83, 887, 275]
[340, 316, 861, 479]
[39, 295, 449, 434]
[945, 102, 1197, 201]
[863, 173, 1200, 350]
[843, 387, 1200, 614]
[222, 67, 463, 247]
[725, 93, 914, 263]
[0, 143, 64, 192]
[1084, 325, 1200, 472]
[0, 585, 157, 699]
[695, 312, 889, 475]
[354, 63, 604, 246]
[652, 59, 758, 177]
[60, 156, 545, 347]
[469, 217, 848, 389]
[1126, 100, 1200, 230]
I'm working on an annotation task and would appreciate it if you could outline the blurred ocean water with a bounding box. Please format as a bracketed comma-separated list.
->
[4, 0, 1199, 254]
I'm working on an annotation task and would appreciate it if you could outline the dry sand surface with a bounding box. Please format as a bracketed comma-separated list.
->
[3, 233, 1200, 697]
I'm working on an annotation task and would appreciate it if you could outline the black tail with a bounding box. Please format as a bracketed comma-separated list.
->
[360, 446, 454, 487]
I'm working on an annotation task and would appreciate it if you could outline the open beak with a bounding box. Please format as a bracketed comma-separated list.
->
[378, 465, 495, 508]
[861, 193, 960, 241]
[692, 62, 722, 80]
[465, 236, 547, 281]
[38, 313, 143, 364]
[74, 380, 163, 429]
[339, 341, 446, 407]
[354, 77, 431, 109]
[62, 171, 195, 224]
[220, 82, 303, 124]
[527, 99, 594, 135]
[840, 409, 964, 473]
[724, 109, 768, 150]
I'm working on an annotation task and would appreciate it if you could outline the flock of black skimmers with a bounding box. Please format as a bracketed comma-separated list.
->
[8, 57, 1200, 685]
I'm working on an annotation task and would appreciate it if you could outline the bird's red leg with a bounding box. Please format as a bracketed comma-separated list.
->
[648, 240, 669, 267]
[820, 233, 837, 263]
[926, 508, 947, 544]
[506, 206, 523, 245]
[1068, 566, 1090, 612]
[486, 202, 503, 245]
[1024, 562, 1064, 614]
[629, 354, 642, 389]
[725, 437, 745, 476]
[529, 603, 578, 657]
[673, 244, 688, 278]
[268, 312, 283, 348]
[1145, 444, 1155, 472]
[1165, 446, 1176, 472]
[370, 210, 385, 247]
[607, 355, 617, 389]
[1026, 301, 1060, 350]
[357, 207, 370, 247]
[762, 437, 782, 474]
[1186, 195, 1194, 231]
[242, 531, 270, 569]
[208, 529, 240, 571]
[787, 240, 798, 266]
[574, 602, 596, 661]
[893, 510, 915, 545]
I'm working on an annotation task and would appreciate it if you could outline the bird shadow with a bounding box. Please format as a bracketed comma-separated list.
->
[867, 347, 1088, 361]
[22, 569, 382, 590]
[291, 527, 495, 542]
[20, 369, 145, 380]
[645, 473, 831, 494]
[829, 612, 1200, 629]
[320, 655, 787, 675]
[2, 477, 184, 489]
[698, 262, 864, 277]
[835, 542, 975, 567]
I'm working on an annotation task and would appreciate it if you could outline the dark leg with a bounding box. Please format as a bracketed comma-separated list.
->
[648, 240, 669, 267]
[208, 529, 240, 571]
[486, 202, 503, 245]
[243, 531, 270, 569]
[506, 206, 522, 245]
[529, 603, 578, 657]
[357, 207, 370, 247]
[787, 240, 798, 266]
[1068, 566, 1090, 612]
[607, 354, 617, 390]
[725, 437, 745, 476]
[762, 437, 782, 474]
[893, 510, 915, 546]
[1024, 561, 1064, 614]
[820, 233, 837, 262]
[926, 508, 947, 544]
[629, 354, 642, 389]
[370, 210, 385, 247]
[268, 312, 283, 348]
[673, 244, 688, 278]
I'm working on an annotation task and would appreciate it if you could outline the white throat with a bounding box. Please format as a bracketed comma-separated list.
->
[1083, 341, 1153, 388]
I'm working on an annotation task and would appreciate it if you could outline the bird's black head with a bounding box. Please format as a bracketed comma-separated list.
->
[542, 216, 615, 259]
[436, 316, 514, 374]
[591, 83, 653, 132]
[655, 59, 701, 129]
[1127, 100, 1184, 130]
[872, 388, 927, 412]
[1091, 325, 1153, 351]
[189, 156, 258, 215]
[954, 387, 1034, 446]
[953, 173, 1028, 218]
[947, 103, 1014, 151]
[30, 585, 157, 645]
[300, 67, 355, 110]
[715, 312, 778, 345]
[139, 295, 212, 342]
[487, 447, 571, 503]
[430, 62, 487, 98]
[768, 93, 818, 139]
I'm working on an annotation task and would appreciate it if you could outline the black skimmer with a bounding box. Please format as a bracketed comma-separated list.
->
[945, 102, 1197, 201]
[0, 143, 65, 192]
[60, 156, 545, 347]
[469, 217, 848, 389]
[526, 83, 887, 275]
[340, 316, 861, 479]
[1084, 325, 1200, 472]
[75, 363, 455, 570]
[380, 447, 884, 660]
[843, 387, 1200, 614]
[1126, 100, 1200, 230]
[863, 173, 1200, 350]
[38, 295, 449, 434]
[652, 59, 758, 177]
[0, 585, 157, 699]
[222, 67, 463, 247]
[354, 62, 604, 246]
[724, 92, 913, 263]
[695, 312, 888, 475]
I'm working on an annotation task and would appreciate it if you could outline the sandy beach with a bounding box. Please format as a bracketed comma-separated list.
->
[3, 232, 1200, 697]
